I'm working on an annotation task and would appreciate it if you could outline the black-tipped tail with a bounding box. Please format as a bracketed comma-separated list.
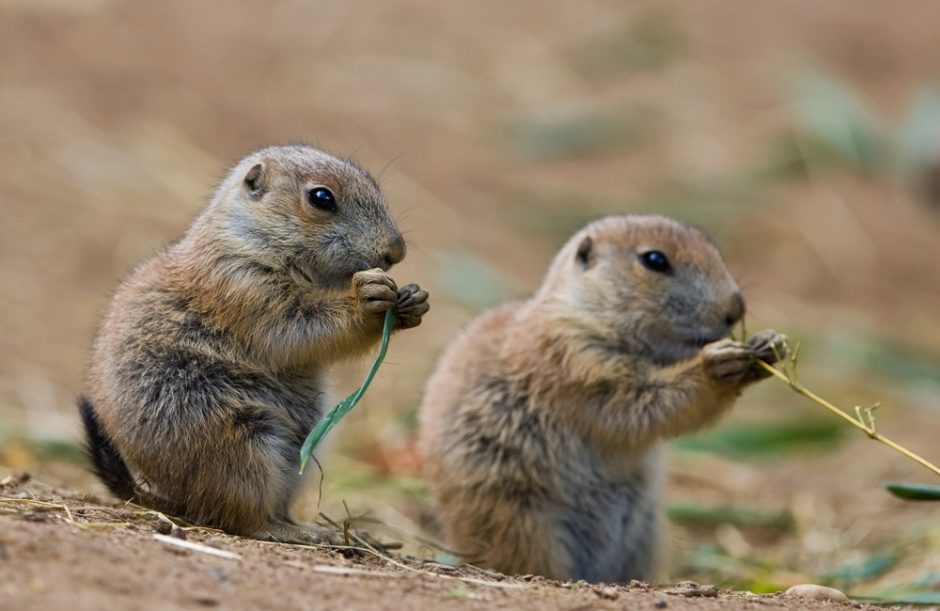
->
[78, 396, 137, 500]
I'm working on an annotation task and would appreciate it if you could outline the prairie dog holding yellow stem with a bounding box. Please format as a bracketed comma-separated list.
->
[79, 145, 429, 543]
[419, 214, 784, 582]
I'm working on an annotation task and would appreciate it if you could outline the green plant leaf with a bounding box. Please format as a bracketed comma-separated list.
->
[667, 503, 793, 530]
[298, 309, 396, 474]
[883, 482, 940, 501]
[506, 106, 653, 160]
[792, 69, 884, 171]
[675, 419, 843, 459]
[435, 250, 514, 310]
[856, 591, 940, 605]
[897, 86, 940, 173]
[825, 551, 898, 584]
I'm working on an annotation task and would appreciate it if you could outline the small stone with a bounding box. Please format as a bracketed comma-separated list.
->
[193, 596, 219, 606]
[204, 536, 229, 548]
[654, 594, 668, 608]
[593, 586, 618, 600]
[21, 512, 47, 523]
[154, 521, 173, 535]
[0, 472, 31, 486]
[784, 584, 849, 602]
[664, 581, 719, 597]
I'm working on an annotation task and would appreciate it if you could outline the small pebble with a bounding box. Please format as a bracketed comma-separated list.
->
[664, 581, 719, 598]
[204, 536, 229, 548]
[784, 584, 849, 602]
[154, 521, 173, 535]
[593, 586, 618, 600]
[193, 596, 219, 607]
[653, 594, 668, 608]
[21, 512, 48, 523]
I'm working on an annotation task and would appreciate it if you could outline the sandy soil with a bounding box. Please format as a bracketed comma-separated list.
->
[0, 475, 872, 611]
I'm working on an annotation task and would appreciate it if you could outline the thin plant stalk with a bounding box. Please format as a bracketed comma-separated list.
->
[298, 309, 397, 474]
[756, 359, 940, 478]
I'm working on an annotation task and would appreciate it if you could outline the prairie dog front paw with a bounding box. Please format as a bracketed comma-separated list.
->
[702, 339, 754, 385]
[353, 268, 398, 315]
[743, 329, 788, 381]
[395, 283, 430, 329]
[703, 330, 788, 386]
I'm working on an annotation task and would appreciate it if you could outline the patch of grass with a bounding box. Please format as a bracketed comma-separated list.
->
[863, 592, 940, 605]
[852, 567, 940, 605]
[327, 460, 427, 499]
[791, 69, 884, 172]
[846, 338, 940, 392]
[897, 86, 940, 174]
[26, 439, 86, 463]
[677, 544, 785, 593]
[675, 419, 844, 459]
[0, 435, 86, 467]
[825, 551, 899, 585]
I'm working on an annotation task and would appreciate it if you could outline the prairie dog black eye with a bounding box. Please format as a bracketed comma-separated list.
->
[638, 250, 672, 274]
[307, 187, 337, 212]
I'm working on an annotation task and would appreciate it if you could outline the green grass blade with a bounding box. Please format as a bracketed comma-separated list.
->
[883, 482, 940, 501]
[298, 309, 396, 474]
[825, 551, 898, 584]
[855, 592, 940, 605]
[667, 503, 794, 530]
[675, 419, 843, 458]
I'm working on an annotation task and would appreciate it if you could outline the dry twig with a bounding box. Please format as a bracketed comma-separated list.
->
[757, 347, 940, 478]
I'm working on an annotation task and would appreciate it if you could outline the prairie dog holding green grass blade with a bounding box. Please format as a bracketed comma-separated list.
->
[79, 145, 429, 543]
[418, 214, 784, 582]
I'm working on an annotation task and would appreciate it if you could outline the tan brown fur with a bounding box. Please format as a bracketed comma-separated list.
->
[80, 145, 429, 543]
[419, 214, 783, 582]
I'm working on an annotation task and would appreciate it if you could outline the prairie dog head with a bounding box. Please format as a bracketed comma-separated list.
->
[206, 145, 405, 288]
[538, 214, 744, 365]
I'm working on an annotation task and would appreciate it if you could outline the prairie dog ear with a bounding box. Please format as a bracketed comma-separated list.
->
[244, 163, 265, 198]
[575, 235, 594, 269]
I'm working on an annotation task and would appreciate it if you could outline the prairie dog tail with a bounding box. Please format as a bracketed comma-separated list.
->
[78, 396, 138, 500]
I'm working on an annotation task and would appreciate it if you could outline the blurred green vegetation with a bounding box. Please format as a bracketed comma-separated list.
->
[667, 504, 794, 530]
[884, 482, 940, 501]
[572, 9, 683, 80]
[675, 420, 844, 459]
[506, 105, 657, 160]
[434, 250, 516, 309]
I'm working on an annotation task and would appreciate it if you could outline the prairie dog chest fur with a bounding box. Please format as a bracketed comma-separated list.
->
[80, 145, 429, 543]
[419, 214, 784, 582]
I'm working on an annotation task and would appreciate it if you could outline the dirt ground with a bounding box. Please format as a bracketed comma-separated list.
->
[2, 0, 940, 609]
[1, 475, 874, 611]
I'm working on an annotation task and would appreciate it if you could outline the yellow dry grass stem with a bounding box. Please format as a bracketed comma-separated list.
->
[756, 359, 940, 478]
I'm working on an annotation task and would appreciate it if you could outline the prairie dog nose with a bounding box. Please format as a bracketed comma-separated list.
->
[724, 291, 745, 327]
[381, 234, 406, 269]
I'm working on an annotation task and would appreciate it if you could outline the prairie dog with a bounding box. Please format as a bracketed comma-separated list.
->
[419, 214, 784, 582]
[79, 145, 429, 543]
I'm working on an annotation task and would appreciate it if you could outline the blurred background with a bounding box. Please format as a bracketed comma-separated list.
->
[2, 0, 939, 600]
